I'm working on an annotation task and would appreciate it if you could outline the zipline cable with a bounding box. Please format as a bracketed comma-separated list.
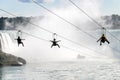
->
[0, 8, 113, 58]
[69, 0, 104, 29]
[69, 0, 120, 42]
[88, 0, 120, 53]
[22, 31, 113, 58]
[21, 30, 109, 58]
[18, 29, 102, 58]
[69, 0, 120, 53]
[32, 1, 120, 56]
[0, 9, 53, 34]
[32, 0, 97, 40]
[61, 45, 106, 58]
[22, 31, 49, 42]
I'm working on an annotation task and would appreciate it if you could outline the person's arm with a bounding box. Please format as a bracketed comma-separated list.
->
[56, 40, 61, 42]
[50, 40, 53, 42]
[21, 39, 25, 40]
[97, 38, 101, 42]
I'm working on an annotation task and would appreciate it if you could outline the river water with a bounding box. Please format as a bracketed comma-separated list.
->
[0, 60, 120, 80]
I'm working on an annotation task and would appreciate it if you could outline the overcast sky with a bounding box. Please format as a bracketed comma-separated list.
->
[0, 0, 120, 17]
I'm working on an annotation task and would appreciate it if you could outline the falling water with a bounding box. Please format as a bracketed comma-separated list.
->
[0, 31, 16, 53]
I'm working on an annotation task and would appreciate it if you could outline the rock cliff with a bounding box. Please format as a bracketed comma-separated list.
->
[0, 51, 26, 66]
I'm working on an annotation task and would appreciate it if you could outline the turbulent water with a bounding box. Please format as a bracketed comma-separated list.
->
[1, 60, 120, 80]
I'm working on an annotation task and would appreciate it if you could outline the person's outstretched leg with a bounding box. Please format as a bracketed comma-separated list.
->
[106, 40, 110, 44]
[18, 43, 19, 47]
[21, 42, 24, 47]
[100, 41, 102, 46]
[51, 44, 53, 48]
[57, 44, 60, 48]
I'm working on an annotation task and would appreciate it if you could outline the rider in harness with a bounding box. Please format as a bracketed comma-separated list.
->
[15, 36, 25, 47]
[50, 38, 60, 48]
[97, 34, 110, 46]
[50, 33, 60, 48]
[15, 30, 25, 47]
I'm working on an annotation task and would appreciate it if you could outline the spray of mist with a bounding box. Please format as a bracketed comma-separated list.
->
[1, 0, 119, 62]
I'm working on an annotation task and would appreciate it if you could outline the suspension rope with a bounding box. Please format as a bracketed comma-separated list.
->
[22, 31, 49, 42]
[0, 8, 114, 58]
[32, 0, 97, 40]
[32, 1, 120, 56]
[68, 0, 120, 54]
[69, 0, 120, 42]
[61, 45, 107, 58]
[0, 9, 53, 34]
[17, 29, 102, 58]
[17, 29, 109, 58]
[17, 30, 113, 58]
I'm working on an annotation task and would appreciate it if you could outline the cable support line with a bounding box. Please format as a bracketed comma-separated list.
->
[0, 8, 101, 54]
[107, 31, 120, 42]
[58, 35, 100, 53]
[21, 31, 88, 55]
[13, 28, 49, 42]
[16, 28, 107, 58]
[108, 45, 120, 54]
[69, 0, 104, 29]
[22, 28, 118, 58]
[59, 35, 116, 58]
[17, 29, 101, 58]
[0, 9, 53, 34]
[0, 9, 95, 47]
[32, 0, 97, 40]
[21, 30, 110, 58]
[89, 0, 120, 43]
[0, 8, 114, 58]
[28, 33, 104, 58]
[16, 29, 120, 53]
[0, 9, 16, 17]
[20, 29, 116, 58]
[32, 1, 120, 55]
[69, 0, 120, 42]
[61, 45, 106, 58]
[23, 31, 49, 42]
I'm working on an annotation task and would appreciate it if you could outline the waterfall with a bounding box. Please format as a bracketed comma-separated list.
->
[0, 31, 16, 53]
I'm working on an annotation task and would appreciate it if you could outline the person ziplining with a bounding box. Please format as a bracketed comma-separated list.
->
[50, 33, 61, 48]
[15, 30, 25, 47]
[15, 36, 25, 47]
[97, 28, 110, 46]
[97, 34, 110, 46]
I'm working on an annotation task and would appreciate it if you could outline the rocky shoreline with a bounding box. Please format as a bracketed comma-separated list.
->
[0, 51, 26, 66]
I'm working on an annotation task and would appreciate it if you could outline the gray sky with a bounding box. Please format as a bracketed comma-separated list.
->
[0, 0, 120, 16]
